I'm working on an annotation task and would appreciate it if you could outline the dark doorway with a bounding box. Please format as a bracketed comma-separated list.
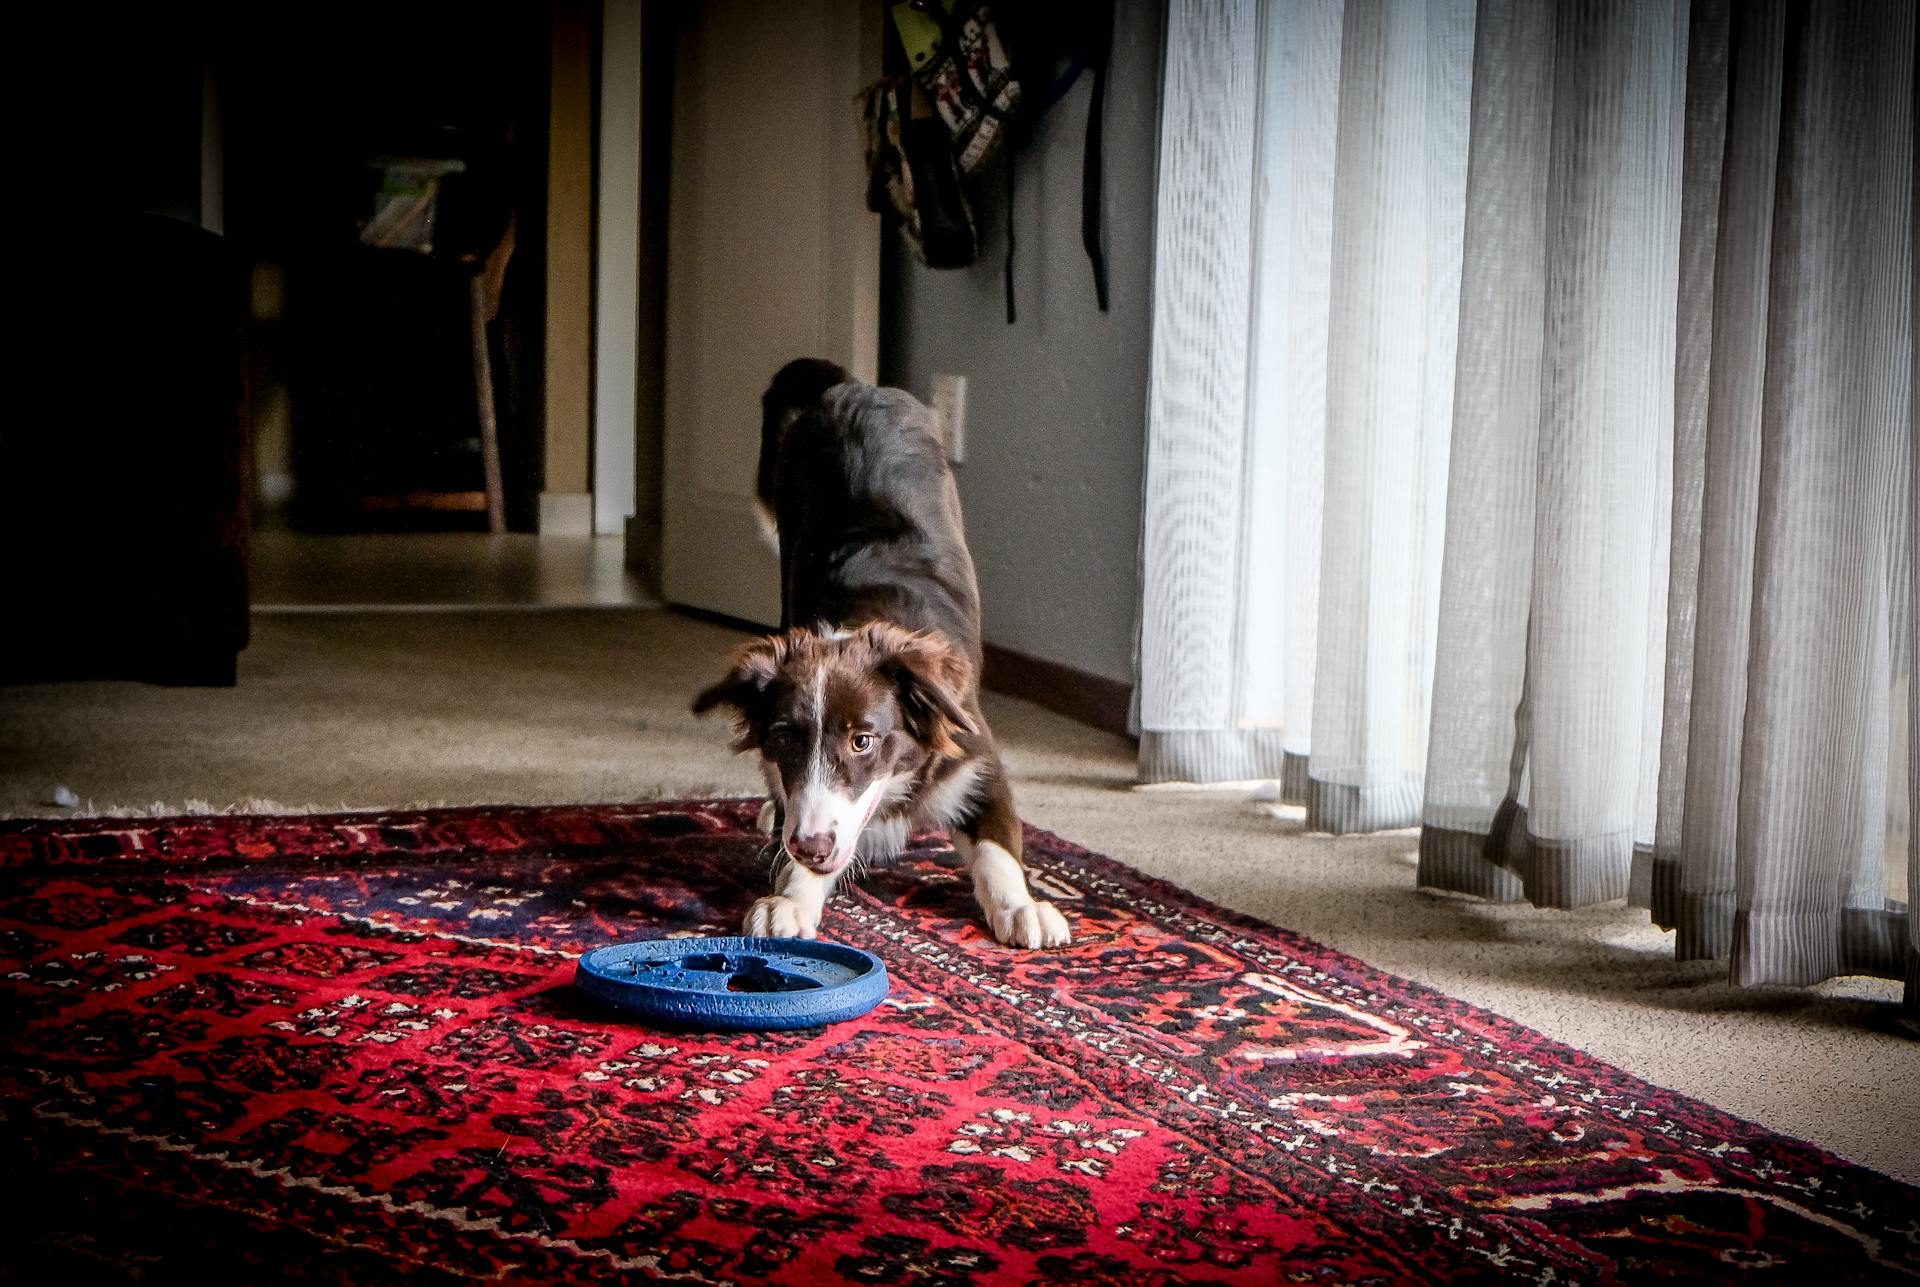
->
[222, 4, 551, 534]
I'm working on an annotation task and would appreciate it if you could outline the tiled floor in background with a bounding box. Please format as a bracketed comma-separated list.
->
[251, 530, 656, 611]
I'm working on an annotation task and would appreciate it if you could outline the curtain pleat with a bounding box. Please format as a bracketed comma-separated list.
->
[1143, 0, 1475, 834]
[1723, 0, 1913, 987]
[1308, 0, 1472, 834]
[1139, 0, 1334, 792]
[1137, 0, 1258, 748]
[1496, 0, 1684, 909]
[1636, 0, 1782, 962]
[1417, 0, 1554, 899]
[1140, 0, 1915, 998]
[1909, 4, 1920, 1020]
[1239, 0, 1343, 792]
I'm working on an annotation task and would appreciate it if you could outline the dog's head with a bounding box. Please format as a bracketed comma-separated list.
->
[693, 623, 977, 876]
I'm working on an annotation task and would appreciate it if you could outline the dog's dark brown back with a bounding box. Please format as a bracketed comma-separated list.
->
[764, 372, 983, 675]
[758, 357, 852, 522]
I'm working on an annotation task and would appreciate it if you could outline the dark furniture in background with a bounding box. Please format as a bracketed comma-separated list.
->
[221, 4, 549, 536]
[3, 215, 251, 686]
[281, 164, 524, 534]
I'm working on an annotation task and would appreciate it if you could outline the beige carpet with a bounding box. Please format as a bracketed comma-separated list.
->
[2, 608, 1914, 1184]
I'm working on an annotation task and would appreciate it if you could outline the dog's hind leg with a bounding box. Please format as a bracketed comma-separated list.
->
[954, 772, 1070, 949]
[743, 854, 835, 939]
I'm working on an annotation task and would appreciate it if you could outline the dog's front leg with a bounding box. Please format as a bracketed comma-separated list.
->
[743, 856, 835, 939]
[955, 781, 1070, 949]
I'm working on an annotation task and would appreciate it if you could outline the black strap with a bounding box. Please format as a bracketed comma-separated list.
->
[1080, 3, 1112, 312]
[1004, 145, 1018, 323]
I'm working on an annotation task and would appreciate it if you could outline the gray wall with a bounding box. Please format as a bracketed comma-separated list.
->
[880, 0, 1162, 688]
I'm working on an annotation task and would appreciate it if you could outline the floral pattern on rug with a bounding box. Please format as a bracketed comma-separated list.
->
[1, 801, 1914, 1283]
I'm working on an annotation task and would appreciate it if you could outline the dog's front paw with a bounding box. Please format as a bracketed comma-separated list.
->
[988, 899, 1071, 949]
[744, 895, 818, 939]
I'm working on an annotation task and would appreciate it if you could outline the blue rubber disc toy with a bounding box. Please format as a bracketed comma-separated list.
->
[573, 936, 889, 1031]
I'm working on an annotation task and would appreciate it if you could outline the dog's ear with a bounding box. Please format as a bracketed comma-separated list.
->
[692, 635, 787, 748]
[873, 629, 978, 756]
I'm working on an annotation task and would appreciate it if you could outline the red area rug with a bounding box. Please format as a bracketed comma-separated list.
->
[1, 801, 1913, 1284]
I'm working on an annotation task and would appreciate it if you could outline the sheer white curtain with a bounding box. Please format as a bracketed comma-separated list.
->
[1138, 0, 1916, 1004]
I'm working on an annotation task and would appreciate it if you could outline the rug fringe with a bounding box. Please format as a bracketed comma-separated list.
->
[9, 787, 752, 822]
[15, 797, 421, 821]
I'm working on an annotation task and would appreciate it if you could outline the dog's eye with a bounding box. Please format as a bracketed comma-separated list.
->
[849, 733, 875, 754]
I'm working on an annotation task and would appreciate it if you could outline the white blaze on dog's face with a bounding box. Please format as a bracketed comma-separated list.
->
[693, 624, 977, 876]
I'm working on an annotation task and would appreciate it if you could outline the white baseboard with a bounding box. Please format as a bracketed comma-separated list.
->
[256, 470, 295, 507]
[539, 491, 594, 536]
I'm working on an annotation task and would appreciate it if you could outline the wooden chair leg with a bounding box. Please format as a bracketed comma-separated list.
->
[470, 216, 516, 535]
[470, 275, 506, 534]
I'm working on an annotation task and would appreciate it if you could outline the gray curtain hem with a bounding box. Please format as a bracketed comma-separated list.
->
[1415, 809, 1632, 908]
[1730, 906, 1911, 987]
[1417, 826, 1525, 901]
[1631, 849, 1735, 960]
[1306, 779, 1423, 834]
[1139, 730, 1297, 786]
[1140, 732, 1419, 833]
[1636, 850, 1910, 983]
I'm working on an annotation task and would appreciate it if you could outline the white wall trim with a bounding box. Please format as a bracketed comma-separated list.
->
[593, 0, 644, 536]
[539, 491, 595, 536]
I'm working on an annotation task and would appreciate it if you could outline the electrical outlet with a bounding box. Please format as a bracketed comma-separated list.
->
[930, 373, 967, 464]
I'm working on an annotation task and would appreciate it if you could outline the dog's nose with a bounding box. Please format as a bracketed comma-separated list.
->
[789, 832, 835, 864]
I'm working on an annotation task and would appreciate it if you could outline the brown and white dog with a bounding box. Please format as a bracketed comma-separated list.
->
[693, 359, 1070, 949]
